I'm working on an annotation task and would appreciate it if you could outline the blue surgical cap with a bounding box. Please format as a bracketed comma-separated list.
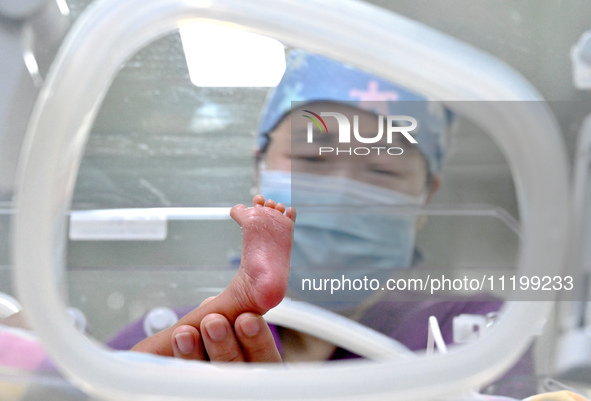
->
[258, 49, 450, 174]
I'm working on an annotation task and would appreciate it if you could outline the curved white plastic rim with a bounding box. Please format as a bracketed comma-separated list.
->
[0, 292, 22, 318]
[13, 0, 569, 400]
[266, 298, 416, 360]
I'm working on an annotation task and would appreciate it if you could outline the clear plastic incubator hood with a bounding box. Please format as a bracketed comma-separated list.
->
[12, 0, 570, 399]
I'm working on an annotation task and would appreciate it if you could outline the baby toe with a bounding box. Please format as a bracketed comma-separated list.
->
[275, 203, 286, 214]
[264, 199, 277, 209]
[253, 195, 266, 207]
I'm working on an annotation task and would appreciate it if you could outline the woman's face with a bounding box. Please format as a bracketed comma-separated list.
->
[262, 102, 434, 199]
[259, 102, 440, 315]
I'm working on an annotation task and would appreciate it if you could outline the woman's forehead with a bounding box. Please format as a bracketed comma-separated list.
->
[273, 104, 424, 161]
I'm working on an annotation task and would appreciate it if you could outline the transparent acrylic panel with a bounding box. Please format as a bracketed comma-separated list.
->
[65, 27, 276, 342]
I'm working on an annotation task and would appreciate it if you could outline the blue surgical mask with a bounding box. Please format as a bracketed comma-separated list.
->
[259, 170, 423, 311]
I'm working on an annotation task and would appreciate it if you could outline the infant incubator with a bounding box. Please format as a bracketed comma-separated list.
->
[1, 0, 591, 399]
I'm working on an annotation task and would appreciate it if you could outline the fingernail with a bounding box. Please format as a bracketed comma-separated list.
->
[240, 316, 260, 337]
[175, 332, 195, 355]
[205, 318, 227, 342]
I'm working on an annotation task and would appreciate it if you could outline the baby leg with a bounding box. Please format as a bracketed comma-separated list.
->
[132, 195, 295, 356]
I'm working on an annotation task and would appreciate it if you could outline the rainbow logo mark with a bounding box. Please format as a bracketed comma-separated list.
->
[302, 110, 329, 135]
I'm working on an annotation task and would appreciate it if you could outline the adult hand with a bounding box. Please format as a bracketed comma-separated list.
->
[171, 312, 281, 362]
[132, 296, 282, 363]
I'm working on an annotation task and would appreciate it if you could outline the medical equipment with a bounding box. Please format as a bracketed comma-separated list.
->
[9, 0, 571, 400]
[143, 307, 178, 337]
[0, 292, 22, 319]
[0, 0, 591, 400]
[0, 0, 69, 199]
[552, 31, 591, 384]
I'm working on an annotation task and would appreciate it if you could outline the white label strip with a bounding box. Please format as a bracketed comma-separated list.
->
[68, 207, 232, 241]
[69, 210, 167, 241]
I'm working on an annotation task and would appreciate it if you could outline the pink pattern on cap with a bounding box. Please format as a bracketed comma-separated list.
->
[349, 80, 399, 115]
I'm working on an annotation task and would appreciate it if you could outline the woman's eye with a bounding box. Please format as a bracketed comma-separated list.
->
[295, 155, 324, 163]
[370, 167, 399, 177]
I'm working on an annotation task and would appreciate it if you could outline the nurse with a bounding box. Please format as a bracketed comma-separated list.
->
[129, 48, 445, 361]
[251, 49, 451, 361]
[255, 49, 445, 318]
[130, 51, 532, 391]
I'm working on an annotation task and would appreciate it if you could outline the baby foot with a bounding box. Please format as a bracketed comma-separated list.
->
[132, 195, 295, 356]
